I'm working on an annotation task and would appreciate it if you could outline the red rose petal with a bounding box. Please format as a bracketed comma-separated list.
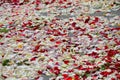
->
[53, 66, 60, 75]
[74, 74, 80, 80]
[107, 50, 118, 57]
[33, 45, 40, 52]
[64, 60, 70, 64]
[100, 71, 109, 77]
[56, 41, 62, 45]
[94, 17, 99, 22]
[37, 70, 42, 74]
[66, 77, 73, 80]
[71, 22, 76, 27]
[116, 74, 120, 79]
[62, 74, 69, 79]
[30, 57, 37, 61]
[85, 17, 90, 23]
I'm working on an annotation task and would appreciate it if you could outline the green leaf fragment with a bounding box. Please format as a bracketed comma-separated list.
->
[27, 26, 34, 28]
[96, 32, 99, 35]
[23, 59, 28, 62]
[101, 65, 106, 70]
[0, 28, 9, 33]
[2, 59, 10, 66]
[17, 62, 23, 66]
[114, 2, 120, 5]
[17, 59, 29, 66]
[85, 73, 90, 77]
[81, 72, 90, 77]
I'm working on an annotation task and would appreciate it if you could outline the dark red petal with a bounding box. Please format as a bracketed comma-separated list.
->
[88, 52, 98, 58]
[90, 21, 95, 25]
[71, 22, 76, 27]
[74, 74, 80, 80]
[107, 50, 118, 57]
[77, 65, 83, 70]
[45, 2, 50, 5]
[115, 63, 120, 68]
[56, 41, 62, 45]
[116, 74, 120, 79]
[64, 60, 69, 64]
[100, 71, 109, 77]
[53, 67, 60, 75]
[62, 74, 69, 78]
[94, 17, 99, 22]
[1, 75, 7, 79]
[37, 70, 42, 74]
[33, 45, 40, 52]
[111, 78, 116, 80]
[30, 57, 37, 61]
[85, 17, 90, 23]
[104, 46, 108, 49]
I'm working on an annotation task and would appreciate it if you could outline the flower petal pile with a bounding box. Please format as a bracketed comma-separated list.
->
[0, 0, 120, 80]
